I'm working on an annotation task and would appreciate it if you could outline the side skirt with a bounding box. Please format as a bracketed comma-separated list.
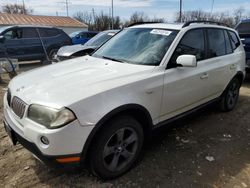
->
[153, 97, 220, 130]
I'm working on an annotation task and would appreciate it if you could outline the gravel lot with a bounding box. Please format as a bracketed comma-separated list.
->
[0, 72, 250, 188]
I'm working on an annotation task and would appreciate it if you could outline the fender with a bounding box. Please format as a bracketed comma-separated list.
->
[80, 103, 153, 164]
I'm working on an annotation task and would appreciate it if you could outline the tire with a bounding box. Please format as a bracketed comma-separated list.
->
[49, 49, 58, 61]
[89, 115, 144, 180]
[219, 77, 241, 112]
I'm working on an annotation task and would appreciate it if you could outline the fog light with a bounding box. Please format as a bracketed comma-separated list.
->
[41, 136, 49, 145]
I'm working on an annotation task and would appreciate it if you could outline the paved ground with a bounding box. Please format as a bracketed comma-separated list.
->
[0, 71, 250, 188]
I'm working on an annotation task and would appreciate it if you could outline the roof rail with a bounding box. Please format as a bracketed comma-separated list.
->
[128, 21, 162, 27]
[182, 20, 230, 28]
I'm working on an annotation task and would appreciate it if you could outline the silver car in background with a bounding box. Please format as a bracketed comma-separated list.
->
[54, 30, 119, 62]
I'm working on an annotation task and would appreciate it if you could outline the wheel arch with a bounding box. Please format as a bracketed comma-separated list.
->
[234, 71, 245, 86]
[80, 103, 153, 165]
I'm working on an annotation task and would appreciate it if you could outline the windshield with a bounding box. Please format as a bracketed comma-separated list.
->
[69, 31, 80, 38]
[92, 28, 179, 66]
[236, 22, 250, 34]
[85, 32, 116, 47]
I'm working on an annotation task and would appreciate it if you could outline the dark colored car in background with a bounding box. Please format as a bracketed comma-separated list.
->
[55, 30, 119, 62]
[0, 25, 72, 62]
[69, 31, 99, 45]
[236, 19, 250, 71]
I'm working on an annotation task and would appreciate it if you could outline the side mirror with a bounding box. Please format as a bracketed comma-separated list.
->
[76, 34, 80, 39]
[176, 55, 197, 67]
[0, 35, 6, 44]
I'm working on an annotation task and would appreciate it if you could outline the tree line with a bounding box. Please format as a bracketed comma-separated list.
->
[1, 3, 249, 31]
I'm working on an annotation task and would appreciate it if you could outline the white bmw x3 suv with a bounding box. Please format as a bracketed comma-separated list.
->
[3, 21, 246, 179]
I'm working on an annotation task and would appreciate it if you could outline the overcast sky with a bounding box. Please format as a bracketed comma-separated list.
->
[1, 0, 250, 21]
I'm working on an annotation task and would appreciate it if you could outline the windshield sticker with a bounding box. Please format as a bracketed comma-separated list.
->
[150, 29, 172, 36]
[107, 33, 115, 36]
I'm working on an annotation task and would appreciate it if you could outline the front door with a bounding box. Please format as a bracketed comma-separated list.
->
[160, 28, 215, 122]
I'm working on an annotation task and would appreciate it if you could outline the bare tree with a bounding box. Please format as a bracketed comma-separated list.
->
[175, 10, 241, 27]
[2, 3, 33, 14]
[233, 7, 245, 25]
[124, 11, 165, 27]
[74, 11, 93, 27]
[74, 11, 122, 31]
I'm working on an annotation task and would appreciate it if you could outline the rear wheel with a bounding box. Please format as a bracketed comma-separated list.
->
[89, 116, 144, 180]
[49, 49, 58, 61]
[219, 78, 241, 112]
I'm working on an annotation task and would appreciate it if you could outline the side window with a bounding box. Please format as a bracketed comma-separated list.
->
[22, 28, 38, 38]
[3, 29, 22, 39]
[207, 29, 226, 58]
[224, 30, 233, 54]
[170, 29, 205, 66]
[228, 31, 240, 50]
[88, 33, 97, 38]
[39, 28, 59, 37]
[80, 33, 88, 38]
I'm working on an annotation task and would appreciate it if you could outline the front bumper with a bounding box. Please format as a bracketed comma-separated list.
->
[3, 93, 94, 165]
[4, 119, 79, 167]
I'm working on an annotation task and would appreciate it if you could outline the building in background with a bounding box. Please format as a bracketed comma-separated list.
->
[0, 13, 88, 34]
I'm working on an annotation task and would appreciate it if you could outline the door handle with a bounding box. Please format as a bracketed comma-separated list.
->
[200, 73, 209, 79]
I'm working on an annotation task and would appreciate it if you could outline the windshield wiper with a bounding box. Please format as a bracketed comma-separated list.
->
[101, 56, 125, 63]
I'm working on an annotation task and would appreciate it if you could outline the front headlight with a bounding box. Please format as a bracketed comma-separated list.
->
[27, 104, 76, 129]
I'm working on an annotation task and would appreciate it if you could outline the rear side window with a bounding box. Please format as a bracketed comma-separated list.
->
[228, 31, 240, 50]
[224, 30, 233, 54]
[207, 29, 226, 58]
[22, 28, 38, 38]
[79, 32, 88, 38]
[39, 28, 60, 37]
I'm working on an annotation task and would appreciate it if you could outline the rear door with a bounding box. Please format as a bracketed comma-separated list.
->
[20, 27, 44, 60]
[205, 28, 239, 94]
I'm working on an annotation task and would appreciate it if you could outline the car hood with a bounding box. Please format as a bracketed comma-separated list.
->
[57, 44, 97, 57]
[9, 56, 155, 108]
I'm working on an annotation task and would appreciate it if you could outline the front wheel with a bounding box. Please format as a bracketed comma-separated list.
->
[219, 78, 241, 112]
[89, 116, 144, 180]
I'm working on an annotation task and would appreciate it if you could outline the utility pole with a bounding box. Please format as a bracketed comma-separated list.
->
[111, 0, 114, 29]
[66, 0, 69, 17]
[211, 0, 215, 14]
[22, 0, 25, 14]
[179, 0, 182, 22]
[59, 0, 69, 16]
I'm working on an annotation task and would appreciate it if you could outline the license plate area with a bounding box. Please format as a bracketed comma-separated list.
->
[4, 121, 17, 145]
